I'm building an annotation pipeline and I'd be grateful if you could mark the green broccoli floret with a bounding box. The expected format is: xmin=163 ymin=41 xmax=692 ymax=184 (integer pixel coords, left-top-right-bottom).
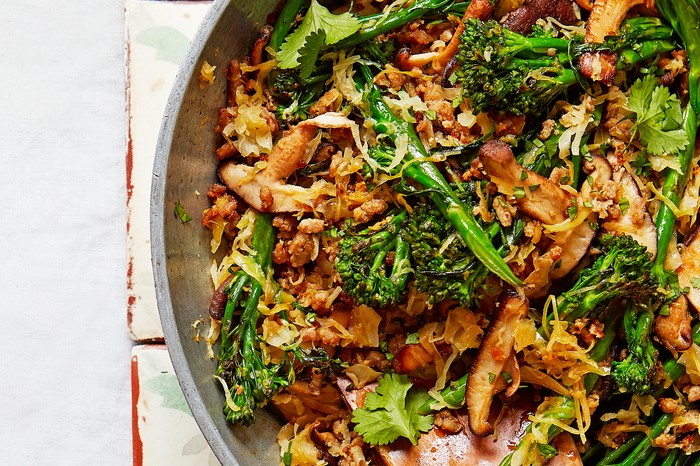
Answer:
xmin=334 ymin=210 xmax=412 ymax=308
xmin=552 ymin=234 xmax=663 ymax=326
xmin=455 ymin=18 xmax=574 ymax=115
xmin=611 ymin=303 xmax=658 ymax=395
xmin=269 ymin=67 xmax=332 ymax=124
xmin=455 ymin=17 xmax=677 ymax=116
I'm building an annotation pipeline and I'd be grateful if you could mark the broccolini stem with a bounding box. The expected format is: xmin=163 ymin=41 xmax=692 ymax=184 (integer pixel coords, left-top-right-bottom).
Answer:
xmin=596 ymin=433 xmax=645 ymax=466
xmin=581 ymin=442 xmax=605 ymax=463
xmin=503 ymin=310 xmax=622 ymax=466
xmin=333 ymin=0 xmax=457 ymax=49
xmin=228 ymin=212 xmax=275 ymax=362
xmin=216 ymin=212 xmax=278 ymax=425
xmin=616 ymin=40 xmax=677 ymax=68
xmin=358 ymin=64 xmax=521 ymax=287
xmin=218 ymin=272 xmax=251 ymax=354
xmin=641 ymin=451 xmax=659 ymax=466
xmin=416 ymin=373 xmax=469 ymax=413
xmin=269 ymin=0 xmax=308 ymax=52
xmin=654 ymin=0 xmax=700 ymax=284
xmin=652 ymin=106 xmax=697 ymax=284
xmin=692 ymin=452 xmax=700 ymax=466
xmin=599 ymin=413 xmax=673 ymax=466
xmin=584 ymin=309 xmax=622 ymax=392
xmin=659 ymin=448 xmax=681 ymax=466
xmin=657 ymin=357 xmax=688 ymax=393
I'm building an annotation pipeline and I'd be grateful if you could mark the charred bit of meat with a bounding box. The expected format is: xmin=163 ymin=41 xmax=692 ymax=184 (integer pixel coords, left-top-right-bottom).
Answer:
xmin=434 ymin=410 xmax=464 ymax=434
xmin=578 ymin=52 xmax=619 ymax=85
xmin=502 ymin=0 xmax=578 ymax=35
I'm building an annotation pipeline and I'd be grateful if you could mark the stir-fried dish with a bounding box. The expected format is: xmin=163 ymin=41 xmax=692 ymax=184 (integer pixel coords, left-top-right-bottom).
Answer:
xmin=196 ymin=0 xmax=700 ymax=464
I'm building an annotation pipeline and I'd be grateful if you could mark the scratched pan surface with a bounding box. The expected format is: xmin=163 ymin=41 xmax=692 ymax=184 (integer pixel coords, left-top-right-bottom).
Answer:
xmin=151 ymin=1 xmax=282 ymax=464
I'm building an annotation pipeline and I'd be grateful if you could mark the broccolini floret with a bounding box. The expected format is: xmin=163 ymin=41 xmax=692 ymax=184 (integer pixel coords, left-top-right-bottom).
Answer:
xmin=334 ymin=210 xmax=412 ymax=308
xmin=611 ymin=302 xmax=658 ymax=395
xmin=269 ymin=67 xmax=332 ymax=123
xmin=455 ymin=17 xmax=677 ymax=116
xmin=405 ymin=197 xmax=524 ymax=307
xmin=552 ymin=234 xmax=663 ymax=325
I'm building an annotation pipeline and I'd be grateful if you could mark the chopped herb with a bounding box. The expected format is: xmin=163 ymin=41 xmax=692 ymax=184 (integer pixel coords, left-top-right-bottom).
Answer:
xmin=424 ymin=109 xmax=437 ymax=120
xmin=631 ymin=149 xmax=651 ymax=177
xmin=501 ymin=372 xmax=513 ymax=384
xmin=379 ymin=340 xmax=394 ymax=361
xmin=283 ymin=449 xmax=293 ymax=466
xmin=560 ymin=175 xmax=570 ymax=185
xmin=568 ymin=204 xmax=578 ymax=220
xmin=405 ymin=332 xmax=420 ymax=344
xmin=619 ymin=197 xmax=630 ymax=215
xmin=174 ymin=201 xmax=192 ymax=223
xmin=513 ymin=186 xmax=526 ymax=199
xmin=529 ymin=184 xmax=540 ymax=192
xmin=691 ymin=277 xmax=700 ymax=289
xmin=488 ymin=372 xmax=496 ymax=384
xmin=583 ymin=201 xmax=593 ymax=208
xmin=520 ymin=170 xmax=528 ymax=180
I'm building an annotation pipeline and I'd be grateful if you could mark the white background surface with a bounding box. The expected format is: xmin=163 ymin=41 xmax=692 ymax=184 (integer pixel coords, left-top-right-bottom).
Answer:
xmin=0 ymin=1 xmax=133 ymax=463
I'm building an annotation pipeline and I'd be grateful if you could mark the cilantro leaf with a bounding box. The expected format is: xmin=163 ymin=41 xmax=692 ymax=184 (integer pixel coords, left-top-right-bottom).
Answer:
xmin=627 ymin=75 xmax=657 ymax=118
xmin=627 ymin=75 xmax=689 ymax=157
xmin=277 ymin=0 xmax=361 ymax=69
xmin=174 ymin=201 xmax=192 ymax=223
xmin=639 ymin=120 xmax=688 ymax=156
xmin=297 ymin=30 xmax=325 ymax=80
xmin=352 ymin=373 xmax=434 ymax=446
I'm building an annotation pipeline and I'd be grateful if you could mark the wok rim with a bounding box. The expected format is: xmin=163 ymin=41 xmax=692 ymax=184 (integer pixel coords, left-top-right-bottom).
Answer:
xmin=150 ymin=1 xmax=239 ymax=464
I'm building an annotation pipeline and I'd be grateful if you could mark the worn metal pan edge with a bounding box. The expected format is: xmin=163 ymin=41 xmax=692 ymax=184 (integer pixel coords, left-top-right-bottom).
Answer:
xmin=151 ymin=1 xmax=282 ymax=464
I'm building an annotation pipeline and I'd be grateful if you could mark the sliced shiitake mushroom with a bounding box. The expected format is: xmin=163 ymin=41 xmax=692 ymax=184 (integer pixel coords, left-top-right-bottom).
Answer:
xmin=466 ymin=287 xmax=528 ymax=436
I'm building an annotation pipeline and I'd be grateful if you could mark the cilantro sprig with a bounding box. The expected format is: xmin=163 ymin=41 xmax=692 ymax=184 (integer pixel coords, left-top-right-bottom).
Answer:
xmin=627 ymin=75 xmax=689 ymax=157
xmin=277 ymin=0 xmax=361 ymax=79
xmin=351 ymin=373 xmax=434 ymax=446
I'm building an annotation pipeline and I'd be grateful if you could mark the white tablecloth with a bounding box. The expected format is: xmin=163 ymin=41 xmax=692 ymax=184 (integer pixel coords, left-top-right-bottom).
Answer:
xmin=0 ymin=1 xmax=133 ymax=463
